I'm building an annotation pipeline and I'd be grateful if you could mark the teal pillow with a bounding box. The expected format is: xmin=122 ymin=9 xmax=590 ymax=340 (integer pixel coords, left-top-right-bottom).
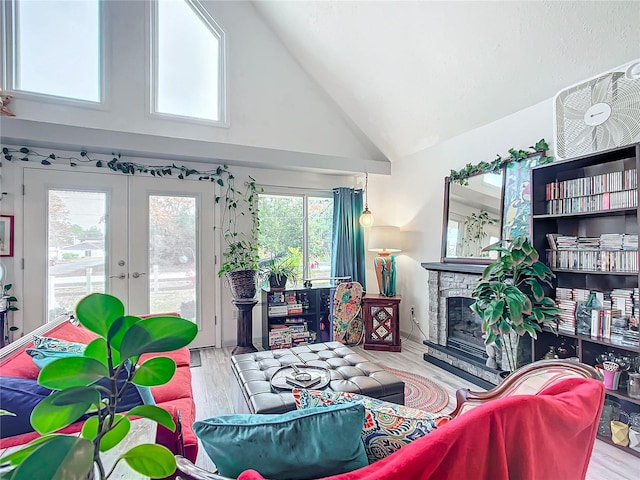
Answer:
xmin=194 ymin=403 xmax=368 ymax=480
xmin=26 ymin=337 xmax=87 ymax=369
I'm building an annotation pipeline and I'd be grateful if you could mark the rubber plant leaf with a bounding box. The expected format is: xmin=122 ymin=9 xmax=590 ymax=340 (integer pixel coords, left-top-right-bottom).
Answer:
xmin=133 ymin=357 xmax=176 ymax=386
xmin=38 ymin=356 xmax=109 ymax=390
xmin=11 ymin=436 xmax=93 ymax=480
xmin=126 ymin=405 xmax=176 ymax=431
xmin=121 ymin=444 xmax=177 ymax=478
xmin=31 ymin=387 xmax=98 ymax=434
xmin=75 ymin=293 xmax=125 ymax=337
xmin=119 ymin=316 xmax=197 ymax=360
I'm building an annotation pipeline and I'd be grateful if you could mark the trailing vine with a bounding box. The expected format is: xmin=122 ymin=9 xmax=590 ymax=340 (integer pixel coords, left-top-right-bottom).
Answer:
xmin=449 ymin=139 xmax=554 ymax=185
xmin=1 ymin=145 xmax=261 ymax=275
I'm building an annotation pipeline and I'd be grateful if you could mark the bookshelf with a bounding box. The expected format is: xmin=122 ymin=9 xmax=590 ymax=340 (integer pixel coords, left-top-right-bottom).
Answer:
xmin=531 ymin=143 xmax=640 ymax=458
xmin=261 ymin=287 xmax=333 ymax=350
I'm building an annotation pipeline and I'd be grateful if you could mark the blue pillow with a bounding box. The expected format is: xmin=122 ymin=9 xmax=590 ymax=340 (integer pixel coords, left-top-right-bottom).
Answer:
xmin=0 ymin=377 xmax=54 ymax=438
xmin=194 ymin=403 xmax=368 ymax=480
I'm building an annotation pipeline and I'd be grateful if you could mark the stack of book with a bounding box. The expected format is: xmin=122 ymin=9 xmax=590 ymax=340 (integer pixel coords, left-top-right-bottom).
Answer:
xmin=269 ymin=325 xmax=292 ymax=349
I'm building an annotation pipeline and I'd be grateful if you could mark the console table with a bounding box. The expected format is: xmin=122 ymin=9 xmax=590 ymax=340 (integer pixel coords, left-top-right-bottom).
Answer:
xmin=363 ymin=294 xmax=401 ymax=352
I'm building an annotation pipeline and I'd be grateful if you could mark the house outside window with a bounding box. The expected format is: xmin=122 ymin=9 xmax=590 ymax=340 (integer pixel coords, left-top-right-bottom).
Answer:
xmin=150 ymin=0 xmax=226 ymax=124
xmin=3 ymin=0 xmax=102 ymax=103
xmin=258 ymin=194 xmax=333 ymax=288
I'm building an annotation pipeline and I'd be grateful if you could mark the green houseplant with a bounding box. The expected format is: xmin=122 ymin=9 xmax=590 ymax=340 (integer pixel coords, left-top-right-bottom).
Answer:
xmin=260 ymin=248 xmax=302 ymax=290
xmin=0 ymin=293 xmax=197 ymax=480
xmin=470 ymin=235 xmax=560 ymax=372
xmin=217 ymin=176 xmax=261 ymax=299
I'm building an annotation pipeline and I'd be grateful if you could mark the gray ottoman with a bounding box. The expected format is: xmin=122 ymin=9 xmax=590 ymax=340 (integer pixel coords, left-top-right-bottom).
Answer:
xmin=231 ymin=341 xmax=405 ymax=414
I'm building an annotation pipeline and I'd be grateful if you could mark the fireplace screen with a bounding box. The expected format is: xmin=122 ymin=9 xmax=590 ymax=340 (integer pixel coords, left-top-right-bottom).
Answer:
xmin=446 ymin=297 xmax=487 ymax=360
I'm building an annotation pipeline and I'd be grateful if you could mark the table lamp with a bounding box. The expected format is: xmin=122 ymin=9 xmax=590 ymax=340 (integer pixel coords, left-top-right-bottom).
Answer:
xmin=368 ymin=225 xmax=401 ymax=296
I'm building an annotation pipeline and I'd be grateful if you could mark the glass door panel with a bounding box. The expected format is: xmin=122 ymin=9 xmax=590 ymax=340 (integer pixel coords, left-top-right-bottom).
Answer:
xmin=148 ymin=195 xmax=197 ymax=322
xmin=47 ymin=190 xmax=107 ymax=321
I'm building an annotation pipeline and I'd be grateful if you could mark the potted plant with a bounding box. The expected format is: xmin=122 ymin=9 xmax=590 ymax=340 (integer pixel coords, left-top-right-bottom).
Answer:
xmin=217 ymin=175 xmax=261 ymax=300
xmin=470 ymin=235 xmax=560 ymax=373
xmin=261 ymin=248 xmax=301 ymax=290
xmin=0 ymin=293 xmax=197 ymax=479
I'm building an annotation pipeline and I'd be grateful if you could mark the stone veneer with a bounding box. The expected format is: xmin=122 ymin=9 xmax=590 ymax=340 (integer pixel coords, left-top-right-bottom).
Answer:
xmin=423 ymin=263 xmax=501 ymax=385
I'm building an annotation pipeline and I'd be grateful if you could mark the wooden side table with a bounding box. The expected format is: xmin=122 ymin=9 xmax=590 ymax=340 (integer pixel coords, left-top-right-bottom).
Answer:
xmin=363 ymin=294 xmax=401 ymax=352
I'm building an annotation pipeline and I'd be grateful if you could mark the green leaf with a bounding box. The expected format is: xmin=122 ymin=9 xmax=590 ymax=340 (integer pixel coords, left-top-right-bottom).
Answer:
xmin=11 ymin=436 xmax=93 ymax=480
xmin=31 ymin=388 xmax=98 ymax=434
xmin=0 ymin=435 xmax=60 ymax=467
xmin=84 ymin=337 xmax=121 ymax=368
xmin=119 ymin=316 xmax=197 ymax=359
xmin=0 ymin=409 xmax=16 ymax=417
xmin=75 ymin=293 xmax=125 ymax=337
xmin=121 ymin=444 xmax=176 ymax=477
xmin=510 ymin=247 xmax=525 ymax=265
xmin=99 ymin=414 xmax=130 ymax=452
xmin=126 ymin=405 xmax=176 ymax=431
xmin=81 ymin=416 xmax=99 ymax=441
xmin=38 ymin=356 xmax=109 ymax=390
xmin=133 ymin=357 xmax=176 ymax=386
xmin=108 ymin=315 xmax=141 ymax=352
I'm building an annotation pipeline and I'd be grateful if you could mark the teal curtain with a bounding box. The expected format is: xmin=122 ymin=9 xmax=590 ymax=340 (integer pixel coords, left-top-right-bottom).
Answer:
xmin=331 ymin=188 xmax=366 ymax=288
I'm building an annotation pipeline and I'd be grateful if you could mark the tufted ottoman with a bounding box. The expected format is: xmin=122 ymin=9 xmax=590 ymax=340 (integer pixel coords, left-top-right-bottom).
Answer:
xmin=230 ymin=341 xmax=405 ymax=414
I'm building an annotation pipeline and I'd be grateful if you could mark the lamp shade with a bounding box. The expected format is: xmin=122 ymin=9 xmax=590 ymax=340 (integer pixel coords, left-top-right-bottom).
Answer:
xmin=368 ymin=226 xmax=401 ymax=253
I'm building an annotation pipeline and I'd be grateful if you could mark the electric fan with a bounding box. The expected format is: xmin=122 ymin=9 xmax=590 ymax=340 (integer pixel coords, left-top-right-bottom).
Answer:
xmin=554 ymin=59 xmax=640 ymax=160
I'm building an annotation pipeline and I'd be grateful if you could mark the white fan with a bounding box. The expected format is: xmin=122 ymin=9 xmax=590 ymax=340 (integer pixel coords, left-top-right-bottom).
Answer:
xmin=554 ymin=59 xmax=640 ymax=160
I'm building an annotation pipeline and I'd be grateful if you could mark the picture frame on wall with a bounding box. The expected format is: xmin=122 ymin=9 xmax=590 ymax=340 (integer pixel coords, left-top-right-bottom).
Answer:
xmin=0 ymin=215 xmax=14 ymax=257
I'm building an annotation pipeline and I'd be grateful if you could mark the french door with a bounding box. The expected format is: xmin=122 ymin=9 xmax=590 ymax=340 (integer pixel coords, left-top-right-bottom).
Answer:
xmin=23 ymin=168 xmax=216 ymax=347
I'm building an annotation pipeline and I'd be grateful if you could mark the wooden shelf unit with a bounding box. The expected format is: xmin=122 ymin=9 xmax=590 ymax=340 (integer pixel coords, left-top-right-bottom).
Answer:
xmin=531 ymin=143 xmax=640 ymax=458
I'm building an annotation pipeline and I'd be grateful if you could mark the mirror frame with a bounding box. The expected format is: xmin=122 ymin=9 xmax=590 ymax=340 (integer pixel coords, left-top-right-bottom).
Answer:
xmin=440 ymin=169 xmax=505 ymax=265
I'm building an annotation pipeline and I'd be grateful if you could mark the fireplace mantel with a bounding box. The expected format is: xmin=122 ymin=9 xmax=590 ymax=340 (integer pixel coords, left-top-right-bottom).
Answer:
xmin=421 ymin=262 xmax=485 ymax=274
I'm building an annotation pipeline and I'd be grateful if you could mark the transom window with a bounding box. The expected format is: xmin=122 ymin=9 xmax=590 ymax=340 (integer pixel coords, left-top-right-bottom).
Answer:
xmin=258 ymin=194 xmax=333 ymax=288
xmin=151 ymin=0 xmax=225 ymax=123
xmin=4 ymin=0 xmax=102 ymax=102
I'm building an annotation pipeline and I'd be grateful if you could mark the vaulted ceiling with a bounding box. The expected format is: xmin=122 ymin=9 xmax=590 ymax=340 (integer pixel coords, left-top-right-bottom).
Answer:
xmin=253 ymin=1 xmax=640 ymax=162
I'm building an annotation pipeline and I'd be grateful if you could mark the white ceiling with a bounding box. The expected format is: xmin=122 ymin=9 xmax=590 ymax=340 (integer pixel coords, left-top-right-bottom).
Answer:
xmin=252 ymin=1 xmax=640 ymax=162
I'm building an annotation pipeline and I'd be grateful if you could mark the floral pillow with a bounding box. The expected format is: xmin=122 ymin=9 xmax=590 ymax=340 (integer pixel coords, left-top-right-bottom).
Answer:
xmin=293 ymin=388 xmax=443 ymax=463
xmin=26 ymin=336 xmax=87 ymax=369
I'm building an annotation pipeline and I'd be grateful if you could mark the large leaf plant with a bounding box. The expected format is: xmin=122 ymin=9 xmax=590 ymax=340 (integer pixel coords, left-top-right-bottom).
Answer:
xmin=470 ymin=235 xmax=560 ymax=372
xmin=0 ymin=293 xmax=197 ymax=480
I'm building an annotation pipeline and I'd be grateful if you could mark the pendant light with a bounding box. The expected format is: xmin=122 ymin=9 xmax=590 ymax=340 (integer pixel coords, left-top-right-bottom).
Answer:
xmin=359 ymin=172 xmax=374 ymax=228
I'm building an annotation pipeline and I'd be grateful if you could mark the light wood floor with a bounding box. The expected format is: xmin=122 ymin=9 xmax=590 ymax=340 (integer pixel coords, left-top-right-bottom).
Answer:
xmin=189 ymin=338 xmax=640 ymax=478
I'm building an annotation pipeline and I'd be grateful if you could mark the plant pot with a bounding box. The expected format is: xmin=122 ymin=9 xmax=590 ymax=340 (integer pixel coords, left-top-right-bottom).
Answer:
xmin=269 ymin=274 xmax=287 ymax=291
xmin=226 ymin=270 xmax=258 ymax=300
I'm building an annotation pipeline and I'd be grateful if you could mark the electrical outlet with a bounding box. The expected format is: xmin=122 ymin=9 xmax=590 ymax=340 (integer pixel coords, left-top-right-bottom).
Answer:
xmin=410 ymin=305 xmax=418 ymax=323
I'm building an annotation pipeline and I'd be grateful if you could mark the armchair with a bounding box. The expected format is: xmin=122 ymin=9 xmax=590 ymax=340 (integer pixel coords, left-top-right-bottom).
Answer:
xmin=176 ymin=372 xmax=604 ymax=480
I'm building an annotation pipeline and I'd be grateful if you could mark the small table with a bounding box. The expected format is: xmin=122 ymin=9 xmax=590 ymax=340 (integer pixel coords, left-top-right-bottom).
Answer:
xmin=363 ymin=294 xmax=402 ymax=352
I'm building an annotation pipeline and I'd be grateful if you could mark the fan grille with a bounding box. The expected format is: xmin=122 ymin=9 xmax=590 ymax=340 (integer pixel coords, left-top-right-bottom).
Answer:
xmin=555 ymin=67 xmax=640 ymax=160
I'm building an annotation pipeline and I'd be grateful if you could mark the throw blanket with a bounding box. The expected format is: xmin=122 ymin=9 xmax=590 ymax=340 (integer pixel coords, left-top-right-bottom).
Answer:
xmin=239 ymin=378 xmax=604 ymax=480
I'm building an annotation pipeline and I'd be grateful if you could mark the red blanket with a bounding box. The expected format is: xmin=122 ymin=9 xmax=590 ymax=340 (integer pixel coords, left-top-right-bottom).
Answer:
xmin=239 ymin=378 xmax=604 ymax=480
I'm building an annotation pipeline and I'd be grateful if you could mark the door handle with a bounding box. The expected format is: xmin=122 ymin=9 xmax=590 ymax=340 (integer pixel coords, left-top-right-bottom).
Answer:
xmin=109 ymin=273 xmax=126 ymax=280
xmin=132 ymin=272 xmax=147 ymax=279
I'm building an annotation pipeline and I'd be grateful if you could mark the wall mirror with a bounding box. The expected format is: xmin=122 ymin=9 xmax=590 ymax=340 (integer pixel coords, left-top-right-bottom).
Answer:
xmin=441 ymin=170 xmax=504 ymax=264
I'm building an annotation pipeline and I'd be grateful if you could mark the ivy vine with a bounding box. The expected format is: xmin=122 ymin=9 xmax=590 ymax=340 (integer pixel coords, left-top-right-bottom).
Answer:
xmin=1 ymin=145 xmax=261 ymax=275
xmin=449 ymin=139 xmax=554 ymax=185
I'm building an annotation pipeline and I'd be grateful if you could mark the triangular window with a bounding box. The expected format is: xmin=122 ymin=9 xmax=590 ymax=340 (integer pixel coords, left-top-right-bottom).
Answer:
xmin=151 ymin=0 xmax=225 ymax=123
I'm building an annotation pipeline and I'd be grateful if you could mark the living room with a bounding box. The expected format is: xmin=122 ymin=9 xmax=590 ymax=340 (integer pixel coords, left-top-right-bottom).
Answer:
xmin=1 ymin=1 xmax=639 ymax=479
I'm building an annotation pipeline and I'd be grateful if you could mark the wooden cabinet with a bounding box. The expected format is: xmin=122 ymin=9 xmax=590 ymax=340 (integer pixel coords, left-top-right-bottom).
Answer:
xmin=363 ymin=294 xmax=401 ymax=352
xmin=261 ymin=287 xmax=333 ymax=350
xmin=531 ymin=143 xmax=640 ymax=458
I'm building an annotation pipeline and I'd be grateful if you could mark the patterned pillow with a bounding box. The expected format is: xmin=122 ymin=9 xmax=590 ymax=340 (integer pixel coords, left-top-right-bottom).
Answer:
xmin=293 ymin=388 xmax=440 ymax=463
xmin=32 ymin=336 xmax=86 ymax=353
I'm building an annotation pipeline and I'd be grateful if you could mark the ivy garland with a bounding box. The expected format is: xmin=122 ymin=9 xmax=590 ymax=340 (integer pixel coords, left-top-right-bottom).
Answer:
xmin=449 ymin=139 xmax=554 ymax=185
xmin=1 ymin=146 xmax=233 ymax=202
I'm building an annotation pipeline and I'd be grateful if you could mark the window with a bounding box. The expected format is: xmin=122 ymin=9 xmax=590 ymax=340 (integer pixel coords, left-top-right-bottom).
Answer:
xmin=151 ymin=0 xmax=225 ymax=123
xmin=258 ymin=194 xmax=333 ymax=287
xmin=5 ymin=0 xmax=101 ymax=102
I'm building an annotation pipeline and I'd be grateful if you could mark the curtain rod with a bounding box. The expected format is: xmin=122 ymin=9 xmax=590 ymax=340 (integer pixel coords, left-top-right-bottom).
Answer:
xmin=257 ymin=183 xmax=335 ymax=193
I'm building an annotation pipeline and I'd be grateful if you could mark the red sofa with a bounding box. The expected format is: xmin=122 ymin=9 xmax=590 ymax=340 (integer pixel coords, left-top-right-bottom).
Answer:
xmin=0 ymin=314 xmax=198 ymax=464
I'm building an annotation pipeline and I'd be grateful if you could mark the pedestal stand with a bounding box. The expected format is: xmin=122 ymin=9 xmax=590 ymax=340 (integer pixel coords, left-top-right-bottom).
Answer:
xmin=232 ymin=299 xmax=258 ymax=355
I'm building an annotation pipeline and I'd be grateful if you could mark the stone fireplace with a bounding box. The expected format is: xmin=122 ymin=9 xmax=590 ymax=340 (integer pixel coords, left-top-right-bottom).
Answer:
xmin=421 ymin=262 xmax=501 ymax=386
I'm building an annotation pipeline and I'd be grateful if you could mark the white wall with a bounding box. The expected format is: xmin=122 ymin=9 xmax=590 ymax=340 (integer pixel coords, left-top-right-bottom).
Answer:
xmin=366 ymin=98 xmax=553 ymax=342
xmin=0 ymin=1 xmax=387 ymax=173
